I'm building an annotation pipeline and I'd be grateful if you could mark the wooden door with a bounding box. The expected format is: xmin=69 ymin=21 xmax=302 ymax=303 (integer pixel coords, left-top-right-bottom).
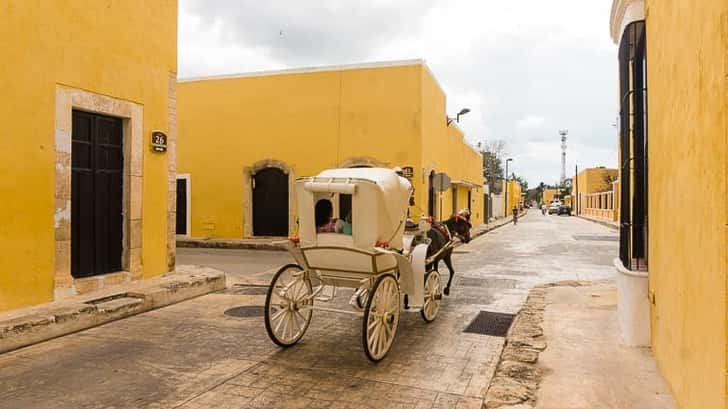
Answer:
xmin=428 ymin=171 xmax=436 ymax=217
xmin=71 ymin=111 xmax=123 ymax=278
xmin=252 ymin=168 xmax=288 ymax=236
xmin=176 ymin=178 xmax=188 ymax=235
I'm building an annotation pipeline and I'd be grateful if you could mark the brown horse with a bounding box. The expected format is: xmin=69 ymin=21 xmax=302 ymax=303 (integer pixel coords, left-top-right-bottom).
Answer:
xmin=427 ymin=213 xmax=472 ymax=295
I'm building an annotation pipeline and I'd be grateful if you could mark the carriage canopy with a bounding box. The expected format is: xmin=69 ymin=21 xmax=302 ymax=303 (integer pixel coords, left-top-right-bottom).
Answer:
xmin=295 ymin=168 xmax=412 ymax=250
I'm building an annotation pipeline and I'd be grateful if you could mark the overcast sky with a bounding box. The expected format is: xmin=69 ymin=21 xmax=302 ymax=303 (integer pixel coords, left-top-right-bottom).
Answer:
xmin=178 ymin=0 xmax=618 ymax=186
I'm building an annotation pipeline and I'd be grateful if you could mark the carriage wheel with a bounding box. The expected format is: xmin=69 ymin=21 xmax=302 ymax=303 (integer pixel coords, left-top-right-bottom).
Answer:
xmin=421 ymin=270 xmax=443 ymax=323
xmin=264 ymin=264 xmax=313 ymax=347
xmin=362 ymin=274 xmax=400 ymax=362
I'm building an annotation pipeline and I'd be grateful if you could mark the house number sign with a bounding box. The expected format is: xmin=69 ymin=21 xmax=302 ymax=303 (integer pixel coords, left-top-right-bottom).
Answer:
xmin=151 ymin=131 xmax=167 ymax=153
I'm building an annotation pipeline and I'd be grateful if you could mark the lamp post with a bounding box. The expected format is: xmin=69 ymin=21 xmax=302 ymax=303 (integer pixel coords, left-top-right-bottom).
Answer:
xmin=504 ymin=158 xmax=513 ymax=216
xmin=447 ymin=108 xmax=471 ymax=126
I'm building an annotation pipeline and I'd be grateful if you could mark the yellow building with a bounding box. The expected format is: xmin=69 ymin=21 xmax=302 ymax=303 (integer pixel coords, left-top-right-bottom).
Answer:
xmin=0 ymin=1 xmax=178 ymax=312
xmin=503 ymin=179 xmax=523 ymax=214
xmin=542 ymin=188 xmax=560 ymax=205
xmin=177 ymin=60 xmax=484 ymax=239
xmin=573 ymin=167 xmax=618 ymax=221
xmin=610 ymin=1 xmax=727 ymax=408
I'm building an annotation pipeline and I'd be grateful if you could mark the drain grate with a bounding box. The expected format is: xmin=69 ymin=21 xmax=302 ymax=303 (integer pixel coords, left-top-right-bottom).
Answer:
xmin=572 ymin=235 xmax=618 ymax=242
xmin=463 ymin=311 xmax=516 ymax=337
xmin=224 ymin=285 xmax=269 ymax=295
xmin=224 ymin=306 xmax=265 ymax=318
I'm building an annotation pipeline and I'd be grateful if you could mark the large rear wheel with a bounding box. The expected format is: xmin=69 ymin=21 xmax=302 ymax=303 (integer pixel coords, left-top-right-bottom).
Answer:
xmin=421 ymin=270 xmax=442 ymax=323
xmin=264 ymin=264 xmax=313 ymax=347
xmin=362 ymin=274 xmax=400 ymax=362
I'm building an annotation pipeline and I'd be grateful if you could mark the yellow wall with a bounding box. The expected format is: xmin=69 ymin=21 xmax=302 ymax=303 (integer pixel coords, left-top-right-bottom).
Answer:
xmin=644 ymin=1 xmax=727 ymax=408
xmin=503 ymin=180 xmax=522 ymax=213
xmin=420 ymin=68 xmax=484 ymax=224
xmin=574 ymin=167 xmax=618 ymax=218
xmin=0 ymin=1 xmax=177 ymax=311
xmin=178 ymin=62 xmax=483 ymax=239
xmin=542 ymin=189 xmax=560 ymax=204
xmin=575 ymin=167 xmax=617 ymax=196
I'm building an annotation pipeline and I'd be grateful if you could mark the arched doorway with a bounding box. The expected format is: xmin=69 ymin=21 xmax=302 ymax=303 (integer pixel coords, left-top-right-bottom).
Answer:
xmin=428 ymin=170 xmax=436 ymax=217
xmin=252 ymin=167 xmax=288 ymax=236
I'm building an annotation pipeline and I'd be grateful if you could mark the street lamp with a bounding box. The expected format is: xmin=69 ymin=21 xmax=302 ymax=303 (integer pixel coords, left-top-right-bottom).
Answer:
xmin=504 ymin=158 xmax=513 ymax=216
xmin=447 ymin=108 xmax=471 ymax=126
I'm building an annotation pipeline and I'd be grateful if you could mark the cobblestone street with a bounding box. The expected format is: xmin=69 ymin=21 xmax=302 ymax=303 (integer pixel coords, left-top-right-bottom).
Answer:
xmin=0 ymin=214 xmax=617 ymax=409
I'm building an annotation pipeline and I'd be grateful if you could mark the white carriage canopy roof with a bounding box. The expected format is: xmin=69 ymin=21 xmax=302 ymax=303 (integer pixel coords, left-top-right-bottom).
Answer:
xmin=313 ymin=168 xmax=411 ymax=219
xmin=300 ymin=167 xmax=412 ymax=245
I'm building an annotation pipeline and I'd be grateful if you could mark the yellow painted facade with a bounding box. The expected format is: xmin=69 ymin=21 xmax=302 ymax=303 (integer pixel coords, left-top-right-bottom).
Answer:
xmin=542 ymin=189 xmax=560 ymax=204
xmin=574 ymin=167 xmax=618 ymax=221
xmin=178 ymin=61 xmax=483 ymax=240
xmin=611 ymin=1 xmax=727 ymax=408
xmin=0 ymin=1 xmax=178 ymax=312
xmin=644 ymin=2 xmax=727 ymax=407
xmin=503 ymin=180 xmax=523 ymax=214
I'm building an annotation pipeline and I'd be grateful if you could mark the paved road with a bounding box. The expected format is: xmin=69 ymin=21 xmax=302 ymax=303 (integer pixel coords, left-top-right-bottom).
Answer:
xmin=0 ymin=214 xmax=617 ymax=409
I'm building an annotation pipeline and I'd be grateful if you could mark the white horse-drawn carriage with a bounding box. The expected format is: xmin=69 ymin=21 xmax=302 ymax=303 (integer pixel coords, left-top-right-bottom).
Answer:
xmin=264 ymin=167 xmax=444 ymax=361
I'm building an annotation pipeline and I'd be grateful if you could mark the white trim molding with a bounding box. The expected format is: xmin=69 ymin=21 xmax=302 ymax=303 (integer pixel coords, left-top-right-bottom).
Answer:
xmin=175 ymin=174 xmax=191 ymax=238
xmin=179 ymin=59 xmax=425 ymax=83
xmin=610 ymin=0 xmax=645 ymax=44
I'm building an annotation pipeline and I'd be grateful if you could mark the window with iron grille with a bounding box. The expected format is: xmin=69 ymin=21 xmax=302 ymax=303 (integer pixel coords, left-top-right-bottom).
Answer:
xmin=618 ymin=21 xmax=648 ymax=271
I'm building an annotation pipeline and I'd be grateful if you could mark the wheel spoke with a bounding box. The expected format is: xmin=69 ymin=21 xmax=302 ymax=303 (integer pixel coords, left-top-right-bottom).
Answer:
xmin=274 ymin=309 xmax=287 ymax=335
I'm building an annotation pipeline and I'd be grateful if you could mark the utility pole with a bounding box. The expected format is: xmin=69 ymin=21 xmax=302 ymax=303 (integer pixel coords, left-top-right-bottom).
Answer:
xmin=575 ymin=164 xmax=579 ymax=215
xmin=559 ymin=129 xmax=568 ymax=186
xmin=504 ymin=158 xmax=513 ymax=217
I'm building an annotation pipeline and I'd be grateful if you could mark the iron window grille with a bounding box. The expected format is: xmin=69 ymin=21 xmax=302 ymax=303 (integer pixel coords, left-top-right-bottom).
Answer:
xmin=618 ymin=21 xmax=649 ymax=271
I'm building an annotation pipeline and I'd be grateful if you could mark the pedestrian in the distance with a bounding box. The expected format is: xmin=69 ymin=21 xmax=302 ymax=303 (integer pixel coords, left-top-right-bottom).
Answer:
xmin=512 ymin=205 xmax=518 ymax=225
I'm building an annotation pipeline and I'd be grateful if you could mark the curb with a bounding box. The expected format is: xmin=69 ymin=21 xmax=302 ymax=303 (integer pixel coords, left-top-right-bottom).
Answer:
xmin=576 ymin=215 xmax=619 ymax=231
xmin=484 ymin=280 xmax=589 ymax=409
xmin=177 ymin=239 xmax=286 ymax=251
xmin=0 ymin=266 xmax=226 ymax=354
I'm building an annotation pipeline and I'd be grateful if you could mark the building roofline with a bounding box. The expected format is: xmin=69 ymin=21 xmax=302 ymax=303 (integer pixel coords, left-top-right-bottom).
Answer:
xmin=178 ymin=58 xmax=426 ymax=83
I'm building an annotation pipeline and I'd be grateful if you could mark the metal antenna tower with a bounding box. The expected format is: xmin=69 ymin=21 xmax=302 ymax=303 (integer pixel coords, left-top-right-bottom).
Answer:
xmin=559 ymin=129 xmax=568 ymax=185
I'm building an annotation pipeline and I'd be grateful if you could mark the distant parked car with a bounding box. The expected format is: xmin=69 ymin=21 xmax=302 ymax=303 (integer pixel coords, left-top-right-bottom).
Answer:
xmin=548 ymin=202 xmax=561 ymax=215
xmin=558 ymin=205 xmax=572 ymax=216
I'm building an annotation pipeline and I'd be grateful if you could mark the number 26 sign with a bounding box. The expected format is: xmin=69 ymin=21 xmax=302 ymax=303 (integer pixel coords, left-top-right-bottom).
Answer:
xmin=151 ymin=131 xmax=167 ymax=153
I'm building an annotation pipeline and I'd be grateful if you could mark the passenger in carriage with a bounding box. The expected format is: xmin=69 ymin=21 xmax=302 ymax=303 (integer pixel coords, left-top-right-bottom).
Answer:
xmin=315 ymin=199 xmax=337 ymax=233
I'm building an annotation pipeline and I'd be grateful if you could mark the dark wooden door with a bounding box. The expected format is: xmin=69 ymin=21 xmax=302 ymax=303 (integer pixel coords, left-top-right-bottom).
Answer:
xmin=252 ymin=168 xmax=288 ymax=236
xmin=176 ymin=179 xmax=187 ymax=235
xmin=71 ymin=111 xmax=123 ymax=278
xmin=428 ymin=171 xmax=436 ymax=217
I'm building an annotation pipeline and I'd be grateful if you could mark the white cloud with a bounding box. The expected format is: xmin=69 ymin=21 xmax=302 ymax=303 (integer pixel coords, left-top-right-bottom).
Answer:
xmin=178 ymin=0 xmax=619 ymax=185
xmin=516 ymin=115 xmax=546 ymax=131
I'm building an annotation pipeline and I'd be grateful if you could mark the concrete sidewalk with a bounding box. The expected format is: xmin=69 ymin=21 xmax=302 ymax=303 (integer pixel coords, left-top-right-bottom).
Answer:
xmin=0 ymin=265 xmax=225 ymax=354
xmin=485 ymin=282 xmax=675 ymax=409
xmin=535 ymin=283 xmax=675 ymax=408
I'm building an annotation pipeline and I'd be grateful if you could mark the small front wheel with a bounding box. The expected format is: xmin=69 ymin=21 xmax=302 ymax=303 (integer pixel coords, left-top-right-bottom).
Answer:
xmin=421 ymin=270 xmax=443 ymax=323
xmin=264 ymin=264 xmax=313 ymax=347
xmin=362 ymin=274 xmax=400 ymax=362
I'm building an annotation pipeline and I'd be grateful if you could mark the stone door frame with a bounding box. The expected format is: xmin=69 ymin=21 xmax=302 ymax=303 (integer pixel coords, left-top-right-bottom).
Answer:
xmin=242 ymin=159 xmax=295 ymax=238
xmin=54 ymin=86 xmax=144 ymax=299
